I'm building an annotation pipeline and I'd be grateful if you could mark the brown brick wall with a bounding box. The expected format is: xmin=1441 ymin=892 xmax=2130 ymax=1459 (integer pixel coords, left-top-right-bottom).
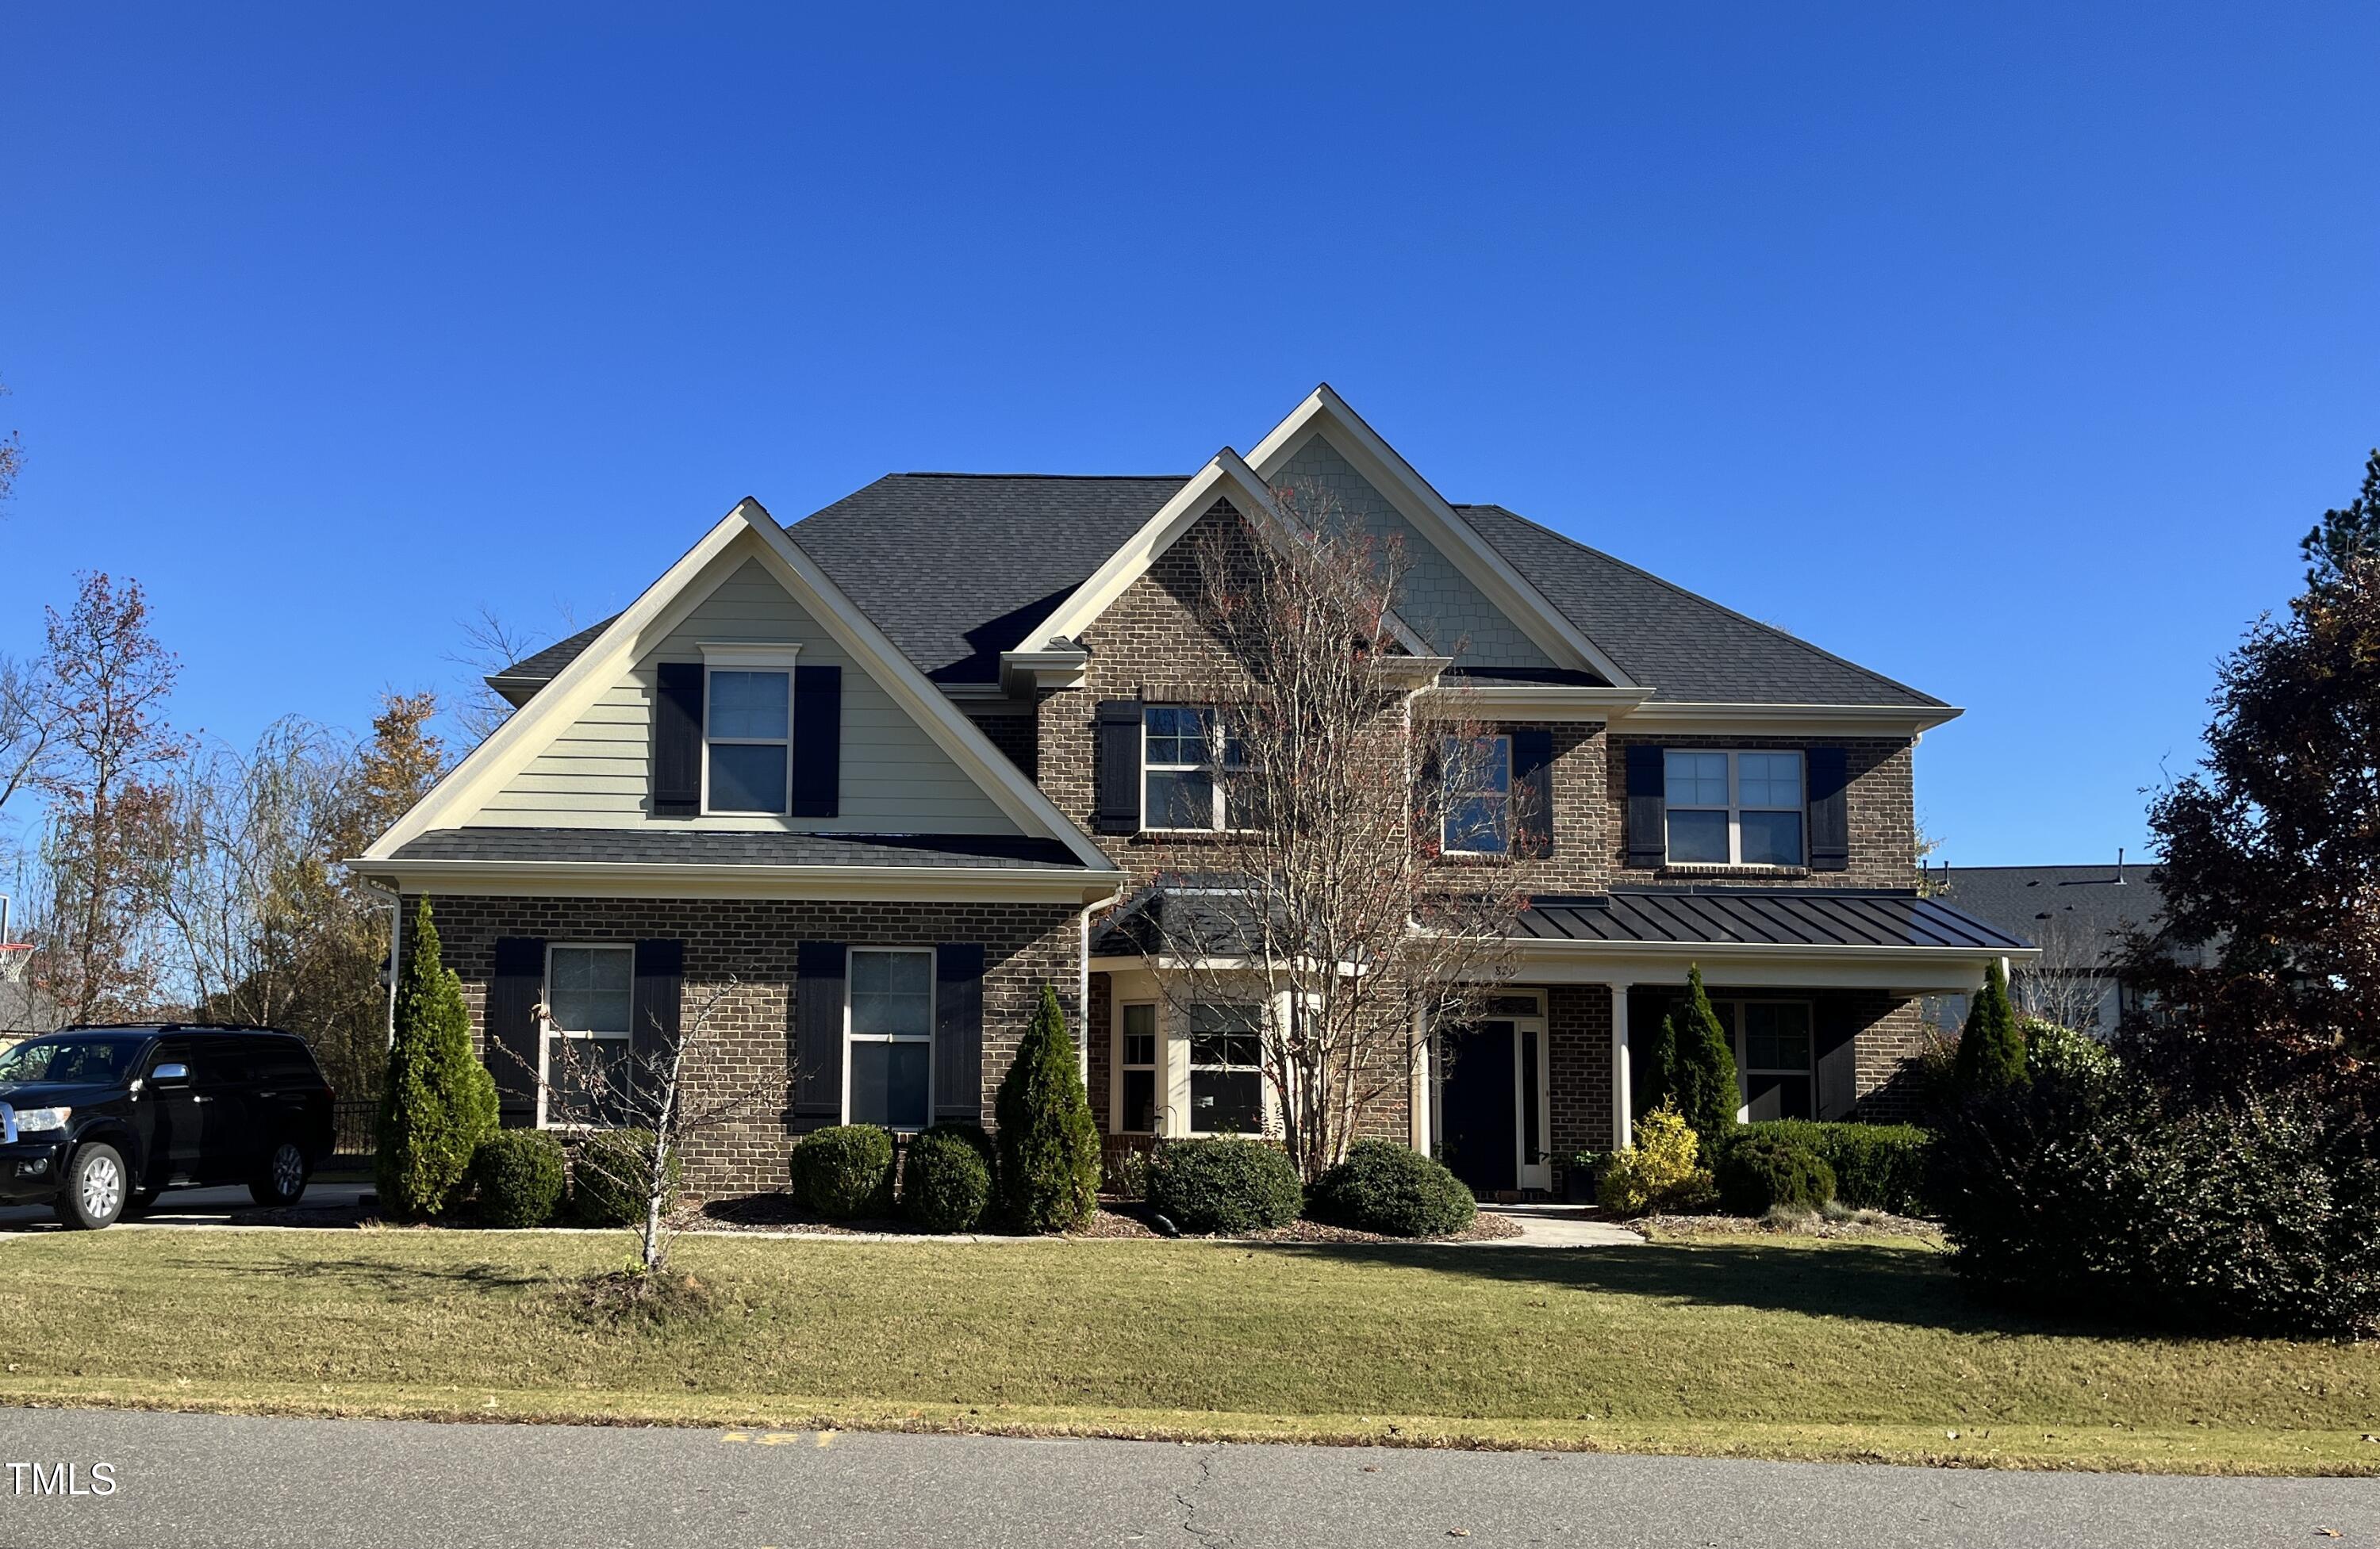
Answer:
xmin=1545 ymin=983 xmax=1614 ymax=1194
xmin=413 ymin=894 xmax=1080 ymax=1197
xmin=1847 ymin=993 xmax=1931 ymax=1122
xmin=965 ymin=707 xmax=1038 ymax=780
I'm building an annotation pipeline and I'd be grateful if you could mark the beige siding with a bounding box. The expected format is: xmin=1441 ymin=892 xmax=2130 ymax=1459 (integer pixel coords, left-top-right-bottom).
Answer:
xmin=468 ymin=557 xmax=1019 ymax=834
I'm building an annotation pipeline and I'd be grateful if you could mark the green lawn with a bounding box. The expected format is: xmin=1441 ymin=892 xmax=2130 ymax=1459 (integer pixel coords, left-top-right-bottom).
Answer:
xmin=3 ymin=1228 xmax=2376 ymax=1474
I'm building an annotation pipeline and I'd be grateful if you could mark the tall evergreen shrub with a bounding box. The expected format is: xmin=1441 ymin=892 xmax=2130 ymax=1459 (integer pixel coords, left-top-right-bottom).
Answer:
xmin=1955 ymin=959 xmax=2029 ymax=1094
xmin=1656 ymin=966 xmax=1740 ymax=1153
xmin=374 ymin=899 xmax=498 ymax=1219
xmin=993 ymin=984 xmax=1102 ymax=1233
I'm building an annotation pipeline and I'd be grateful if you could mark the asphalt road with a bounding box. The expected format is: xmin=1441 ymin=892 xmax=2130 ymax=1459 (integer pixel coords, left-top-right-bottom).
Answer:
xmin=0 ymin=1409 xmax=2370 ymax=1549
xmin=0 ymin=1182 xmax=374 ymax=1231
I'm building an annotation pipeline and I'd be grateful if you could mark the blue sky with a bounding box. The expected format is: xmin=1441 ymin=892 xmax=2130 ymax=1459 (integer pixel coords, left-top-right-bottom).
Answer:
xmin=2 ymin=5 xmax=2374 ymax=865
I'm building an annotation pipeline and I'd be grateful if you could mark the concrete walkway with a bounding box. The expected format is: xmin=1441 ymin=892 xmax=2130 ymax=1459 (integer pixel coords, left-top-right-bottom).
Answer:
xmin=1480 ymin=1202 xmax=1645 ymax=1247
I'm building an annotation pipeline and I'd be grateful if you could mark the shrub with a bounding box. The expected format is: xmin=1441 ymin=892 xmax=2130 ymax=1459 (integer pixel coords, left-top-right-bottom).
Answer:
xmin=374 ymin=900 xmax=499 ymax=1220
xmin=902 ymin=1125 xmax=994 ymax=1233
xmin=994 ymin=985 xmax=1102 ymax=1233
xmin=1731 ymin=1120 xmax=1933 ymax=1216
xmin=469 ymin=1130 xmax=566 ymax=1227
xmin=1146 ymin=1137 xmax=1303 ymax=1235
xmin=1101 ymin=1144 xmax=1152 ymax=1202
xmin=788 ymin=1125 xmax=896 ymax=1220
xmin=2024 ymin=1018 xmax=2119 ymax=1084
xmin=1307 ymin=1140 xmax=1476 ymax=1237
xmin=1715 ymin=1134 xmax=1836 ymax=1217
xmin=1595 ymin=1102 xmax=1716 ymax=1217
xmin=1644 ymin=967 xmax=1740 ymax=1153
xmin=1932 ymin=1064 xmax=2380 ymax=1338
xmin=571 ymin=1127 xmax=679 ymax=1227
xmin=1955 ymin=958 xmax=2028 ymax=1094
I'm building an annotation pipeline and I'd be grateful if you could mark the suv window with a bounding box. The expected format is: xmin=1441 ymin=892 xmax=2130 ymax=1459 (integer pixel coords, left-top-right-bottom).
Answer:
xmin=250 ymin=1039 xmax=321 ymax=1086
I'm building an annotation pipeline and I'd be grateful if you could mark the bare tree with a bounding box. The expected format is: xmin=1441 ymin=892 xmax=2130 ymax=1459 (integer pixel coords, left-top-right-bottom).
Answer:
xmin=0 ymin=654 xmax=54 ymax=822
xmin=523 ymin=981 xmax=779 ymax=1279
xmin=0 ymin=373 xmax=21 ymax=513
xmin=446 ymin=607 xmax=541 ymax=748
xmin=2010 ymin=912 xmax=2117 ymax=1035
xmin=1142 ymin=487 xmax=1525 ymax=1180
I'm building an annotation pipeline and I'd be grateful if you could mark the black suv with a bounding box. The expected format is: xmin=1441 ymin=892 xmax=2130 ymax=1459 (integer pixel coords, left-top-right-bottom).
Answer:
xmin=0 ymin=1024 xmax=336 ymax=1229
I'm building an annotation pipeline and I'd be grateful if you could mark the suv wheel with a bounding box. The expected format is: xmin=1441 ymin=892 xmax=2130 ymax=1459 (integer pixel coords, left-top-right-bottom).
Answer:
xmin=251 ymin=1140 xmax=309 ymax=1207
xmin=60 ymin=1143 xmax=128 ymax=1230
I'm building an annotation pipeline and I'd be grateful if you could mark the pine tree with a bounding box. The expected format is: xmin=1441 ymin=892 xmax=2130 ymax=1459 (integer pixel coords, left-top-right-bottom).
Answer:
xmin=1955 ymin=958 xmax=2028 ymax=1093
xmin=374 ymin=899 xmax=498 ymax=1218
xmin=993 ymin=983 xmax=1101 ymax=1233
xmin=1660 ymin=966 xmax=1741 ymax=1152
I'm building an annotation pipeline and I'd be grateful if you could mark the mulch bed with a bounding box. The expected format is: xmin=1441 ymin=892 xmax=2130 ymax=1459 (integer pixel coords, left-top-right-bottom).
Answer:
xmin=1631 ymin=1209 xmax=1941 ymax=1243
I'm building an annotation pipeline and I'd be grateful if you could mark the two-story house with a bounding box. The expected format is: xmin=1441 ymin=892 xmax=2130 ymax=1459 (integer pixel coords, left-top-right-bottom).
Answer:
xmin=354 ymin=386 xmax=2029 ymax=1199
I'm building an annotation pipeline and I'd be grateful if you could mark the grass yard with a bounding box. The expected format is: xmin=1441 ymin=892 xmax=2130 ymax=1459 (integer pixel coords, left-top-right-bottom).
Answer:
xmin=3 ymin=1228 xmax=2377 ymax=1474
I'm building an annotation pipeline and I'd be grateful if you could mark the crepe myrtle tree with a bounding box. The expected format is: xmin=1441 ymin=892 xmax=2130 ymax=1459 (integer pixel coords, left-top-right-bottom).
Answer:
xmin=511 ymin=977 xmax=779 ymax=1278
xmin=1142 ymin=483 xmax=1525 ymax=1181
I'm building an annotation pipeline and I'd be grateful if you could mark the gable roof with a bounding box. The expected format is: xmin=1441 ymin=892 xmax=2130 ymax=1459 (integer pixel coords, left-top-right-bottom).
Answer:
xmin=368 ymin=499 xmax=1122 ymax=876
xmin=1457 ymin=504 xmax=1947 ymax=709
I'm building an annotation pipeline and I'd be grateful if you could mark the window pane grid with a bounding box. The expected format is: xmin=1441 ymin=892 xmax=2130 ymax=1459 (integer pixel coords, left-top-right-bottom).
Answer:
xmin=706 ymin=667 xmax=791 ymax=814
xmin=1144 ymin=706 xmax=1239 ymax=830
xmin=847 ymin=949 xmax=931 ymax=1131
xmin=1441 ymin=734 xmax=1514 ymax=853
xmin=1188 ymin=1003 xmax=1263 ymax=1134
xmin=1663 ymin=750 xmax=1804 ymax=865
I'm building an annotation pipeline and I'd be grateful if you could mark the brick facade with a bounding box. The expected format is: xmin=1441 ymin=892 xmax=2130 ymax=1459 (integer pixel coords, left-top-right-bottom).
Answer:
xmin=414 ymin=893 xmax=1080 ymax=1196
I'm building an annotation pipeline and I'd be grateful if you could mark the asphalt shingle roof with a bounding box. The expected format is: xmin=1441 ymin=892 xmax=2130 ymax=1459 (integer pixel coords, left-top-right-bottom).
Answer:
xmin=493 ymin=475 xmax=1944 ymax=709
xmin=391 ymin=828 xmax=1092 ymax=870
xmin=1925 ymin=864 xmax=2180 ymax=964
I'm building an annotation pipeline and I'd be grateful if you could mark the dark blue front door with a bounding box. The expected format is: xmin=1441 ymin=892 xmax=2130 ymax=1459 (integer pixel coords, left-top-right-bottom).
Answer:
xmin=1441 ymin=1021 xmax=1517 ymax=1194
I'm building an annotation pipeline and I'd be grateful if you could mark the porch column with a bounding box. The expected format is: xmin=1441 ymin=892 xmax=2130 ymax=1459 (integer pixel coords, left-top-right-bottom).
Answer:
xmin=1610 ymin=981 xmax=1633 ymax=1152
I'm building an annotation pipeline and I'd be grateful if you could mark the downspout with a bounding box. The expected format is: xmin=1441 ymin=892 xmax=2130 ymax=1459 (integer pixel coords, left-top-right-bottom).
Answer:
xmin=359 ymin=879 xmax=401 ymax=1050
xmin=1078 ymin=902 xmax=1093 ymax=1089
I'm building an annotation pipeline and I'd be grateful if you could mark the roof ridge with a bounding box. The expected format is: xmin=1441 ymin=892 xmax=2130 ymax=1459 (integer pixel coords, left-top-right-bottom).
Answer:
xmin=1459 ymin=504 xmax=1948 ymax=709
xmin=892 ymin=471 xmax=1192 ymax=481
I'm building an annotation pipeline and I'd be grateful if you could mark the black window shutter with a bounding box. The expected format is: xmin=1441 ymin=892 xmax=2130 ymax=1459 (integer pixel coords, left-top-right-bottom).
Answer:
xmin=793 ymin=941 xmax=846 ymax=1133
xmin=652 ymin=661 xmax=704 ymax=815
xmin=1814 ymin=998 xmax=1858 ymax=1119
xmin=1807 ymin=746 xmax=1850 ymax=872
xmin=933 ymin=943 xmax=986 ymax=1123
xmin=1623 ymin=744 xmax=1667 ymax=869
xmin=630 ymin=940 xmax=684 ymax=1100
xmin=487 ymin=937 xmax=546 ymax=1128
xmin=1094 ymin=699 xmax=1144 ymax=834
xmin=791 ymin=664 xmax=842 ymax=818
xmin=1511 ymin=727 xmax=1555 ymax=858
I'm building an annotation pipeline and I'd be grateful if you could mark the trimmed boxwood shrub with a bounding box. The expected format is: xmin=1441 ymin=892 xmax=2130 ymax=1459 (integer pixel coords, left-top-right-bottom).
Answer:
xmin=1307 ymin=1140 xmax=1476 ymax=1237
xmin=469 ymin=1130 xmax=566 ymax=1227
xmin=1146 ymin=1137 xmax=1303 ymax=1235
xmin=570 ymin=1127 xmax=678 ymax=1227
xmin=1715 ymin=1134 xmax=1836 ymax=1217
xmin=789 ymin=1125 xmax=896 ymax=1219
xmin=903 ymin=1124 xmax=994 ymax=1233
xmin=1730 ymin=1120 xmax=1932 ymax=1216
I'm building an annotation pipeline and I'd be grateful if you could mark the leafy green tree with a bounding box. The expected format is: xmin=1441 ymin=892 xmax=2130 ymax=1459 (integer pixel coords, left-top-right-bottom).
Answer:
xmin=993 ymin=984 xmax=1100 ymax=1233
xmin=1648 ymin=966 xmax=1739 ymax=1152
xmin=374 ymin=899 xmax=497 ymax=1217
xmin=1955 ymin=958 xmax=2028 ymax=1093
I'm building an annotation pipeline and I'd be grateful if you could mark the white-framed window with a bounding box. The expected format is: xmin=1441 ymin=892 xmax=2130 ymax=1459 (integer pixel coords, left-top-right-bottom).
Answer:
xmin=701 ymin=644 xmax=799 ymax=815
xmin=1187 ymin=1003 xmax=1264 ymax=1134
xmin=1118 ymin=1002 xmax=1158 ymax=1134
xmin=846 ymin=947 xmax=933 ymax=1131
xmin=542 ymin=944 xmax=635 ymax=1128
xmin=1664 ymin=750 xmax=1804 ymax=865
xmin=1714 ymin=999 xmax=1816 ymax=1121
xmin=1143 ymin=706 xmax=1243 ymax=831
xmin=1441 ymin=734 xmax=1513 ymax=854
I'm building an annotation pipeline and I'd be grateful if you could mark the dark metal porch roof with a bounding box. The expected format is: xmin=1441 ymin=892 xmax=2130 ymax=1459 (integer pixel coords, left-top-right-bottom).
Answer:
xmin=1514 ymin=888 xmax=2031 ymax=953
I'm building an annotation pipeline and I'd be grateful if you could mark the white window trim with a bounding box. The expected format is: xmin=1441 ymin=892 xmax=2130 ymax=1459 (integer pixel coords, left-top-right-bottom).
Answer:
xmin=842 ymin=945 xmax=935 ymax=1132
xmin=1183 ymin=999 xmax=1269 ymax=1137
xmin=697 ymin=642 xmax=800 ymax=818
xmin=1142 ymin=705 xmax=1243 ymax=834
xmin=1664 ymin=749 xmax=1806 ymax=867
xmin=1440 ymin=733 xmax=1514 ymax=857
xmin=537 ymin=941 xmax=636 ymax=1131
xmin=1714 ymin=996 xmax=1818 ymax=1122
xmin=1115 ymin=1000 xmax=1159 ymax=1135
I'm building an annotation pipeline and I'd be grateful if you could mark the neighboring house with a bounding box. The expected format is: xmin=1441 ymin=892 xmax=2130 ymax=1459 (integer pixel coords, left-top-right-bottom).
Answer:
xmin=1926 ymin=861 xmax=2186 ymax=1037
xmin=353 ymin=386 xmax=2029 ymax=1200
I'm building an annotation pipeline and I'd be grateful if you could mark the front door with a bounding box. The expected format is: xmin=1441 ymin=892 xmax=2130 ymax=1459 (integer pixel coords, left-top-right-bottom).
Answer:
xmin=1439 ymin=1017 xmax=1555 ymax=1198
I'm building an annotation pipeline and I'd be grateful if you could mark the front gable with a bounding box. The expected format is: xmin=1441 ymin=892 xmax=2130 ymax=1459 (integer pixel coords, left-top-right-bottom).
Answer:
xmin=365 ymin=501 xmax=1117 ymax=876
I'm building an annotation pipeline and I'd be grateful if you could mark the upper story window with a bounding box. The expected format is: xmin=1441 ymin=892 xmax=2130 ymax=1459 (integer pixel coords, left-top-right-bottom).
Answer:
xmin=1664 ymin=750 xmax=1803 ymax=866
xmin=1441 ymin=734 xmax=1513 ymax=854
xmin=706 ymin=665 xmax=792 ymax=814
xmin=1144 ymin=706 xmax=1243 ymax=831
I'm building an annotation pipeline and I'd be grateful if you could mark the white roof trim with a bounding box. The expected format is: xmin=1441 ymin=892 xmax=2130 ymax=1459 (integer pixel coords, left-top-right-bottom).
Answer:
xmin=1015 ymin=448 xmax=1433 ymax=660
xmin=358 ymin=858 xmax=1125 ymax=904
xmin=1246 ymin=385 xmax=1638 ymax=689
xmin=367 ymin=500 xmax=1121 ymax=872
xmin=1615 ymin=700 xmax=1964 ymax=738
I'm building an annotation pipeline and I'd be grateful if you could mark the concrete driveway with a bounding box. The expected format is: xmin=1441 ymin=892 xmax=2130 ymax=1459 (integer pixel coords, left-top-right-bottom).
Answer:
xmin=0 ymin=1408 xmax=2370 ymax=1548
xmin=0 ymin=1180 xmax=373 ymax=1231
